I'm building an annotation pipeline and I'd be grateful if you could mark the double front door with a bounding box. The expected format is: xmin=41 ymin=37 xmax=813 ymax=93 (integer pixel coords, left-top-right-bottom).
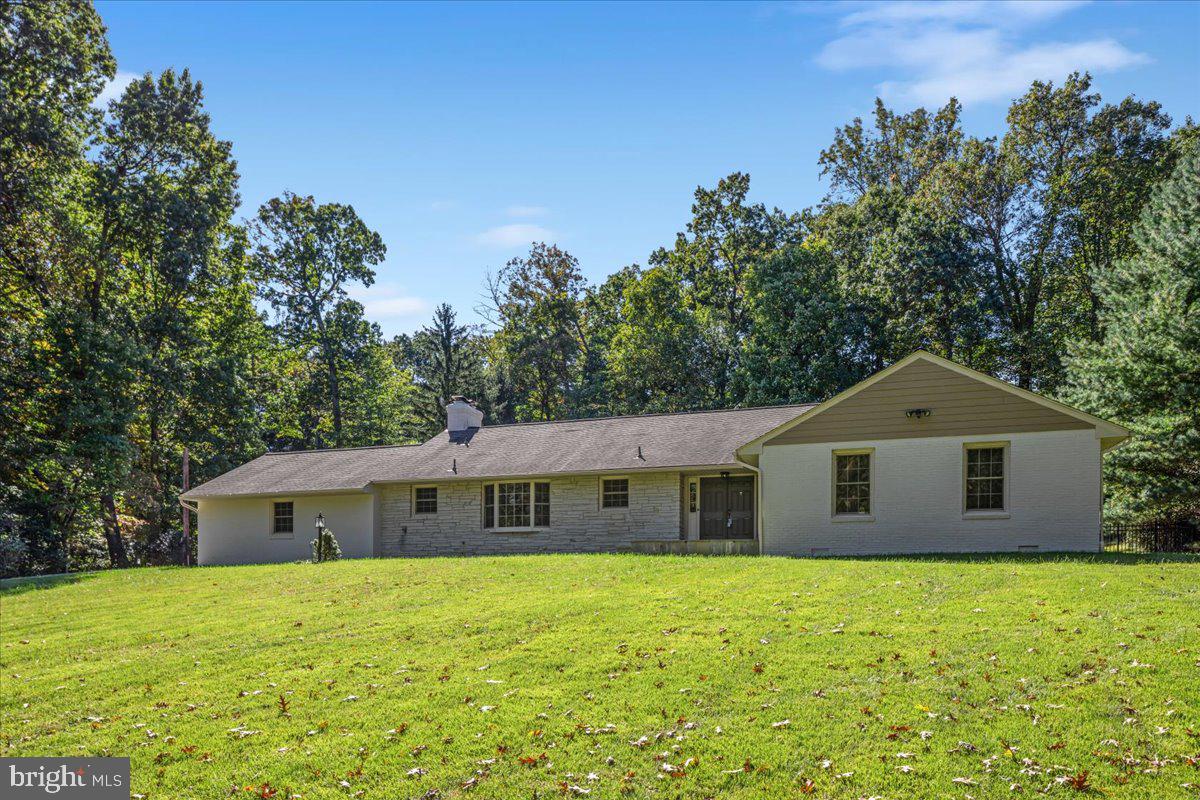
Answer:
xmin=699 ymin=476 xmax=754 ymax=539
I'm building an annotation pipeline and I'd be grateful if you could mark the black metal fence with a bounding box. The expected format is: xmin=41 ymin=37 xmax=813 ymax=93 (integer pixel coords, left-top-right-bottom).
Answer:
xmin=1102 ymin=521 xmax=1200 ymax=553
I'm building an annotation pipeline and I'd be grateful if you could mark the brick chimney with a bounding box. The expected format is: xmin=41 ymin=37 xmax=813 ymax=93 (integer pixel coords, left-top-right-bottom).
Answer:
xmin=446 ymin=395 xmax=483 ymax=441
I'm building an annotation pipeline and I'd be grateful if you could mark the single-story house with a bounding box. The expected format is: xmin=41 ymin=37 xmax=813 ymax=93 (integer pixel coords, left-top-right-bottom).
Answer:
xmin=183 ymin=351 xmax=1130 ymax=564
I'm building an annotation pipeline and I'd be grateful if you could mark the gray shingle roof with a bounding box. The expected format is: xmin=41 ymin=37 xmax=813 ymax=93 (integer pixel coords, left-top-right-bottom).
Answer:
xmin=183 ymin=404 xmax=814 ymax=499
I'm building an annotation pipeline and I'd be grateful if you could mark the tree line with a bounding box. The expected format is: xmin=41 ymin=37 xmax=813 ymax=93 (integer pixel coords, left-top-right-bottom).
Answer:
xmin=2 ymin=1 xmax=1196 ymax=575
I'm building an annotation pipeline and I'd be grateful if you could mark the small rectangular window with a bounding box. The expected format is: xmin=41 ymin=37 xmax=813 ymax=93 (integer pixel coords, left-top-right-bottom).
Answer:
xmin=534 ymin=482 xmax=550 ymax=527
xmin=965 ymin=445 xmax=1005 ymax=511
xmin=483 ymin=484 xmax=495 ymax=529
xmin=414 ymin=486 xmax=437 ymax=514
xmin=833 ymin=452 xmax=871 ymax=515
xmin=602 ymin=478 xmax=629 ymax=508
xmin=272 ymin=501 xmax=294 ymax=535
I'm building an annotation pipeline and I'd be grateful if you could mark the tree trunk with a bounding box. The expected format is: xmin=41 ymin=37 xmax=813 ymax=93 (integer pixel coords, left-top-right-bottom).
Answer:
xmin=100 ymin=493 xmax=131 ymax=568
xmin=314 ymin=312 xmax=343 ymax=447
xmin=326 ymin=356 xmax=343 ymax=447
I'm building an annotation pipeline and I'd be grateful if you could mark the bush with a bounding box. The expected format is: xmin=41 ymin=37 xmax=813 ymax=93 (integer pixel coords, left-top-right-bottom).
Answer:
xmin=311 ymin=526 xmax=341 ymax=563
xmin=0 ymin=531 xmax=29 ymax=578
xmin=67 ymin=528 xmax=110 ymax=572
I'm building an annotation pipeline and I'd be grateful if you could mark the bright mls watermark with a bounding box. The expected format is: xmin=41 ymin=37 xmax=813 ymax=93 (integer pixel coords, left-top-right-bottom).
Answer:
xmin=2 ymin=758 xmax=129 ymax=798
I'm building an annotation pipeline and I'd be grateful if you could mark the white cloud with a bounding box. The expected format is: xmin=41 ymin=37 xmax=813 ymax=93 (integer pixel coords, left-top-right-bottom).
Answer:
xmin=885 ymin=39 xmax=1147 ymax=106
xmin=838 ymin=0 xmax=1087 ymax=27
xmin=474 ymin=223 xmax=556 ymax=248
xmin=94 ymin=71 xmax=139 ymax=107
xmin=348 ymin=283 xmax=431 ymax=326
xmin=816 ymin=1 xmax=1148 ymax=106
xmin=505 ymin=205 xmax=549 ymax=218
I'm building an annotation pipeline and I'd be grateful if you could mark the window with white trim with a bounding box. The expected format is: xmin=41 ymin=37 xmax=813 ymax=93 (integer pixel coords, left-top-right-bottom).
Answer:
xmin=833 ymin=450 xmax=872 ymax=516
xmin=601 ymin=478 xmax=629 ymax=508
xmin=534 ymin=482 xmax=550 ymax=527
xmin=965 ymin=444 xmax=1006 ymax=511
xmin=272 ymin=501 xmax=294 ymax=535
xmin=482 ymin=481 xmax=550 ymax=530
xmin=414 ymin=486 xmax=438 ymax=514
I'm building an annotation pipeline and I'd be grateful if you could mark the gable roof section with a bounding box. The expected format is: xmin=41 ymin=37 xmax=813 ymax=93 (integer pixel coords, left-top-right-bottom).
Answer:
xmin=738 ymin=351 xmax=1130 ymax=455
xmin=183 ymin=404 xmax=814 ymax=499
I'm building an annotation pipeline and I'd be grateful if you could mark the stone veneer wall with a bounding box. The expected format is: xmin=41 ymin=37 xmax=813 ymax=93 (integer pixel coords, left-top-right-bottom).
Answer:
xmin=378 ymin=471 xmax=683 ymax=557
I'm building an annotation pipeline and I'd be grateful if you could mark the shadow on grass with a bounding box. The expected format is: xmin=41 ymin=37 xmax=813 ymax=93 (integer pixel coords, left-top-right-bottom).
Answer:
xmin=832 ymin=551 xmax=1200 ymax=566
xmin=0 ymin=572 xmax=98 ymax=595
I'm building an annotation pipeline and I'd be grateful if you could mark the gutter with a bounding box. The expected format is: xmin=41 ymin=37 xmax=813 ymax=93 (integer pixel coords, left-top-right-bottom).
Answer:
xmin=734 ymin=455 xmax=765 ymax=555
xmin=179 ymin=498 xmax=198 ymax=513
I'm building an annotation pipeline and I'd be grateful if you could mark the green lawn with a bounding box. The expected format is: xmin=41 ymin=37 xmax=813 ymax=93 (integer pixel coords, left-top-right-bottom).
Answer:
xmin=2 ymin=555 xmax=1198 ymax=799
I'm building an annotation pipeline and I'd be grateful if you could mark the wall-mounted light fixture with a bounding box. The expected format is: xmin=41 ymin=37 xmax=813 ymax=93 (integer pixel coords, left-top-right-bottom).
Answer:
xmin=905 ymin=408 xmax=932 ymax=419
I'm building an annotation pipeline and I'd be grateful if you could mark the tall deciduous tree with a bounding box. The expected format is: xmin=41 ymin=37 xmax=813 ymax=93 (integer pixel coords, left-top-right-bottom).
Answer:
xmin=0 ymin=0 xmax=113 ymax=287
xmin=1070 ymin=98 xmax=1174 ymax=339
xmin=90 ymin=69 xmax=242 ymax=564
xmin=0 ymin=0 xmax=115 ymax=573
xmin=1062 ymin=142 xmax=1200 ymax=523
xmin=813 ymin=187 xmax=991 ymax=372
xmin=488 ymin=243 xmax=590 ymax=421
xmin=606 ymin=266 xmax=710 ymax=413
xmin=650 ymin=173 xmax=804 ymax=404
xmin=936 ymin=72 xmax=1171 ymax=389
xmin=819 ymin=97 xmax=963 ymax=200
xmin=250 ymin=192 xmax=386 ymax=447
xmin=741 ymin=241 xmax=868 ymax=405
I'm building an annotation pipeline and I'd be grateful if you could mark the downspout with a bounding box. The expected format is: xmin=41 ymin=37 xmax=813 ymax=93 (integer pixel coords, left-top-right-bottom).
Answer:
xmin=179 ymin=498 xmax=199 ymax=564
xmin=735 ymin=455 xmax=764 ymax=555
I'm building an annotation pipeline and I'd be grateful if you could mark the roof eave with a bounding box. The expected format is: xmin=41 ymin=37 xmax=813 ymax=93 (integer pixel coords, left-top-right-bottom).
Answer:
xmin=367 ymin=462 xmax=755 ymax=487
xmin=183 ymin=486 xmax=374 ymax=501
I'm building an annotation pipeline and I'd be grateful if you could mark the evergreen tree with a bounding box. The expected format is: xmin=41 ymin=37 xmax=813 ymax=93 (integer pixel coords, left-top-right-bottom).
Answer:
xmin=392 ymin=304 xmax=488 ymax=440
xmin=1062 ymin=142 xmax=1200 ymax=523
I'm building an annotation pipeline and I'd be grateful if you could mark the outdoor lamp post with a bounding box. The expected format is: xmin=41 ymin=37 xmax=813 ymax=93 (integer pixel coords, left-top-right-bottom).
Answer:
xmin=314 ymin=513 xmax=328 ymax=561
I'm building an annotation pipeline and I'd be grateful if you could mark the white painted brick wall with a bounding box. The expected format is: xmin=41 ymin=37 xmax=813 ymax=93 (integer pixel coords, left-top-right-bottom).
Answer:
xmin=197 ymin=493 xmax=374 ymax=565
xmin=378 ymin=472 xmax=683 ymax=557
xmin=761 ymin=429 xmax=1103 ymax=555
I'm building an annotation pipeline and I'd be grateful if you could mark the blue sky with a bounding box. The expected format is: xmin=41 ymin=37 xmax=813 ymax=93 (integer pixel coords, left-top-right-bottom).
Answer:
xmin=96 ymin=0 xmax=1199 ymax=337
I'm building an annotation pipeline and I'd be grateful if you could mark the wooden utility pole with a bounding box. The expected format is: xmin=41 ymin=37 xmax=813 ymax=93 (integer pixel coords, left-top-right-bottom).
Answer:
xmin=181 ymin=447 xmax=191 ymax=566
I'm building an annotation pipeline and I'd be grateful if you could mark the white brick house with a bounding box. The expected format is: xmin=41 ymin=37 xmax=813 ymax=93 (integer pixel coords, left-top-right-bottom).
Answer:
xmin=184 ymin=351 xmax=1129 ymax=564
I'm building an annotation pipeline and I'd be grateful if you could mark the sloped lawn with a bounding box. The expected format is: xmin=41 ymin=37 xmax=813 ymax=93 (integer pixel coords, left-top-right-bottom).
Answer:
xmin=2 ymin=554 xmax=1198 ymax=799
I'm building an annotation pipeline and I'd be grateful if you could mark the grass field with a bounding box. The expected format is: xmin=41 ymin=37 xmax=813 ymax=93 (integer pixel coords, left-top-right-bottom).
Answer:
xmin=2 ymin=554 xmax=1199 ymax=799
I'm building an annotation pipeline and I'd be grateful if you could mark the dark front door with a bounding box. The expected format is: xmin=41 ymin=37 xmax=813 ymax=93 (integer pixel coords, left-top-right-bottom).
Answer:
xmin=699 ymin=476 xmax=754 ymax=539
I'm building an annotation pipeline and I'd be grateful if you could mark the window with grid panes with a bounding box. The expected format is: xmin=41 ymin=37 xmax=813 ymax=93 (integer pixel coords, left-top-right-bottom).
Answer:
xmin=834 ymin=453 xmax=871 ymax=515
xmin=965 ymin=446 xmax=1005 ymax=510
